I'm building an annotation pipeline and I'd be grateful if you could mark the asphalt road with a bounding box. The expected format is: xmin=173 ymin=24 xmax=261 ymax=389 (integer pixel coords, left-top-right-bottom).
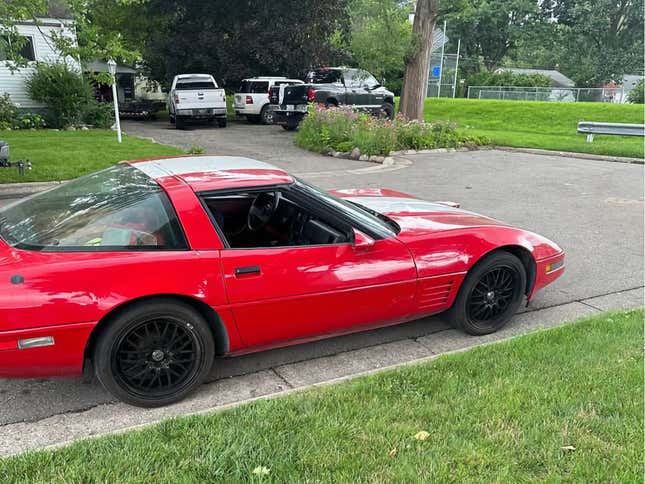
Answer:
xmin=0 ymin=120 xmax=643 ymax=436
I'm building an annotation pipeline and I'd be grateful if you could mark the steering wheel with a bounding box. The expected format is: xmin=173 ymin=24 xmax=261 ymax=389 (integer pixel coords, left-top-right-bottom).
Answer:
xmin=248 ymin=192 xmax=280 ymax=231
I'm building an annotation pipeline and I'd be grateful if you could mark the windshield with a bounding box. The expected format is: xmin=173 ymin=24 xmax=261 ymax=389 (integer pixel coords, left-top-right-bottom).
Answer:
xmin=0 ymin=165 xmax=187 ymax=251
xmin=175 ymin=80 xmax=217 ymax=90
xmin=294 ymin=179 xmax=398 ymax=239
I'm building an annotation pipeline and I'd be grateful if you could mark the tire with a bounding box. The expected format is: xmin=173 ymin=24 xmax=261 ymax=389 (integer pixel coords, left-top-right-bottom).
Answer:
xmin=93 ymin=299 xmax=215 ymax=407
xmin=169 ymin=113 xmax=175 ymax=125
xmin=445 ymin=251 xmax=527 ymax=335
xmin=380 ymin=102 xmax=395 ymax=120
xmin=217 ymin=118 xmax=227 ymax=128
xmin=259 ymin=105 xmax=274 ymax=125
xmin=175 ymin=117 xmax=185 ymax=130
xmin=325 ymin=100 xmax=338 ymax=109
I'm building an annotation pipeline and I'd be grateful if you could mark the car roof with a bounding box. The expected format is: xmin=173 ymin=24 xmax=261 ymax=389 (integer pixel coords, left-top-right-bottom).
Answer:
xmin=126 ymin=155 xmax=293 ymax=192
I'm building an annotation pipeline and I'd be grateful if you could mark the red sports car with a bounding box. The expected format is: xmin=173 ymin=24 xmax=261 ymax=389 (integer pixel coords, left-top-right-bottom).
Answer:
xmin=0 ymin=156 xmax=564 ymax=406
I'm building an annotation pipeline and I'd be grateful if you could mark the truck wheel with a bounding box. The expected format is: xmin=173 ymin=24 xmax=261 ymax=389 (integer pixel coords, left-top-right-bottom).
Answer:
xmin=260 ymin=105 xmax=274 ymax=125
xmin=380 ymin=102 xmax=395 ymax=120
xmin=175 ymin=117 xmax=185 ymax=130
xmin=169 ymin=113 xmax=175 ymax=125
xmin=217 ymin=118 xmax=227 ymax=128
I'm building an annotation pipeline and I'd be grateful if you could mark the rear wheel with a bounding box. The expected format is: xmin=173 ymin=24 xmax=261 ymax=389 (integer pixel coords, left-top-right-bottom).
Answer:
xmin=260 ymin=105 xmax=274 ymax=125
xmin=217 ymin=118 xmax=227 ymax=128
xmin=169 ymin=113 xmax=175 ymax=124
xmin=93 ymin=299 xmax=215 ymax=407
xmin=445 ymin=252 xmax=526 ymax=335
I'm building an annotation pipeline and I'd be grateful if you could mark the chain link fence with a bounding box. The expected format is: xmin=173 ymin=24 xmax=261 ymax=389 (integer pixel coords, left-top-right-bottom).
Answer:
xmin=467 ymin=86 xmax=629 ymax=103
xmin=427 ymin=53 xmax=459 ymax=98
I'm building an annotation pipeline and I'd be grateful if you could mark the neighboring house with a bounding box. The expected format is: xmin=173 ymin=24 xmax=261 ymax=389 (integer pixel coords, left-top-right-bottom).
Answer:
xmin=0 ymin=12 xmax=78 ymax=109
xmin=494 ymin=68 xmax=575 ymax=88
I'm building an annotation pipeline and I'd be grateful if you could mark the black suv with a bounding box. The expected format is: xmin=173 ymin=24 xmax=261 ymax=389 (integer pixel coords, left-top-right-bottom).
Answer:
xmin=270 ymin=67 xmax=396 ymax=130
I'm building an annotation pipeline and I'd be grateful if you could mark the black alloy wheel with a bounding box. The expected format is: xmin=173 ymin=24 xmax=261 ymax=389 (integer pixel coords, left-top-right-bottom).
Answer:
xmin=445 ymin=252 xmax=526 ymax=335
xmin=94 ymin=300 xmax=215 ymax=407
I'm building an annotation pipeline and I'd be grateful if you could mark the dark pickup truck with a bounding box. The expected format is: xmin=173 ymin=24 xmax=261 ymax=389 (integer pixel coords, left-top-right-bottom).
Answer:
xmin=270 ymin=67 xmax=395 ymax=130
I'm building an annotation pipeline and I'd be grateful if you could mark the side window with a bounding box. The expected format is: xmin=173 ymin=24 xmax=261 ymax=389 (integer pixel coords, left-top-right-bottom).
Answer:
xmin=0 ymin=165 xmax=187 ymax=251
xmin=202 ymin=190 xmax=351 ymax=249
xmin=249 ymin=81 xmax=269 ymax=93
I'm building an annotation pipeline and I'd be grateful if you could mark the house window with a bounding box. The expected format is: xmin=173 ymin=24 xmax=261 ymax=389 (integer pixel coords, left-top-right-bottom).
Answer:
xmin=0 ymin=35 xmax=36 ymax=62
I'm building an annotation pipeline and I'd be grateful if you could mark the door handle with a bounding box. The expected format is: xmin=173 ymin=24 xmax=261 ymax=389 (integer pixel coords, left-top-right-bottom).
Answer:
xmin=234 ymin=265 xmax=261 ymax=277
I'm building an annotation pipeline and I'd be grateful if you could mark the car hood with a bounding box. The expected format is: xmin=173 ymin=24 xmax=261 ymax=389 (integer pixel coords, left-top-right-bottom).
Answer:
xmin=331 ymin=188 xmax=506 ymax=239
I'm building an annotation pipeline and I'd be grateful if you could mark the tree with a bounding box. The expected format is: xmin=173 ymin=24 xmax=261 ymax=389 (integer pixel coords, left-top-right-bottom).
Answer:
xmin=0 ymin=0 xmax=139 ymax=77
xmin=444 ymin=0 xmax=541 ymax=75
xmin=399 ymin=0 xmax=439 ymax=120
xmin=117 ymin=0 xmax=349 ymax=89
xmin=337 ymin=0 xmax=413 ymax=95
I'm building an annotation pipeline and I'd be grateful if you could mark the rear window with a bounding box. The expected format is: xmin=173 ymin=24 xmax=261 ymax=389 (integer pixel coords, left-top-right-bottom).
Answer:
xmin=306 ymin=69 xmax=342 ymax=84
xmin=175 ymin=80 xmax=217 ymax=90
xmin=238 ymin=81 xmax=270 ymax=93
xmin=0 ymin=165 xmax=187 ymax=251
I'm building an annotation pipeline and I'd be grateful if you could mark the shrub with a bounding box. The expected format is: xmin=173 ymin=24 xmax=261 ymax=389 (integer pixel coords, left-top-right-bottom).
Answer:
xmin=82 ymin=101 xmax=114 ymax=128
xmin=26 ymin=62 xmax=93 ymax=128
xmin=187 ymin=145 xmax=206 ymax=154
xmin=0 ymin=93 xmax=18 ymax=128
xmin=13 ymin=112 xmax=46 ymax=129
xmin=466 ymin=70 xmax=552 ymax=90
xmin=627 ymin=80 xmax=644 ymax=104
xmin=296 ymin=105 xmax=488 ymax=156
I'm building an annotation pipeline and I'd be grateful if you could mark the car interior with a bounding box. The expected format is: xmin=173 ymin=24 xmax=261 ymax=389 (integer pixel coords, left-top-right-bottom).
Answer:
xmin=202 ymin=190 xmax=351 ymax=248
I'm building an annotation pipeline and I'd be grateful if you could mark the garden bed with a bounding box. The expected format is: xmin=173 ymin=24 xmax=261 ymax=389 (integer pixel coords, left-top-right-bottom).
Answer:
xmin=295 ymin=105 xmax=489 ymax=159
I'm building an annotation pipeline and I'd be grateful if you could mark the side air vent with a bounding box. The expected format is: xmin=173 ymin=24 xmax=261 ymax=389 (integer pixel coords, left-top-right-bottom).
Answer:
xmin=418 ymin=280 xmax=454 ymax=311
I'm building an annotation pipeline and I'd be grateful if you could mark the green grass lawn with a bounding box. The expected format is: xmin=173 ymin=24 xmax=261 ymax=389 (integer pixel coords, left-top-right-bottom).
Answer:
xmin=0 ymin=130 xmax=183 ymax=184
xmin=1 ymin=309 xmax=641 ymax=482
xmin=423 ymin=98 xmax=645 ymax=158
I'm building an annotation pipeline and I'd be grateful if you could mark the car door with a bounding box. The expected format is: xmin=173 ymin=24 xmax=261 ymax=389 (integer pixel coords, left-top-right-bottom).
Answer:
xmin=344 ymin=69 xmax=371 ymax=108
xmin=206 ymin=188 xmax=418 ymax=349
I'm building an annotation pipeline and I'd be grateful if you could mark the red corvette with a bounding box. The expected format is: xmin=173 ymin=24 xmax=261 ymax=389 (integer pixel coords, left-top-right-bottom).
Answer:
xmin=0 ymin=156 xmax=564 ymax=406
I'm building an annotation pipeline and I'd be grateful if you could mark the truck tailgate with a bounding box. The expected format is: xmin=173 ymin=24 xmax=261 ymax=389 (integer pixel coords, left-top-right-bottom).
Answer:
xmin=174 ymin=89 xmax=226 ymax=110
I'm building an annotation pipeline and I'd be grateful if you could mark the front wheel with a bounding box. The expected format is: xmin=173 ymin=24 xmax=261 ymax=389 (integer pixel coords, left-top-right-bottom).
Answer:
xmin=93 ymin=299 xmax=215 ymax=407
xmin=445 ymin=252 xmax=527 ymax=335
xmin=379 ymin=102 xmax=395 ymax=120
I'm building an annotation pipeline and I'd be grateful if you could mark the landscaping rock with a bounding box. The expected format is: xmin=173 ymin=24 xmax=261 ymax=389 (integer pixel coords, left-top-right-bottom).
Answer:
xmin=65 ymin=126 xmax=76 ymax=131
xmin=359 ymin=155 xmax=369 ymax=161
xmin=383 ymin=157 xmax=395 ymax=166
xmin=350 ymin=147 xmax=361 ymax=160
xmin=404 ymin=149 xmax=417 ymax=155
xmin=369 ymin=155 xmax=385 ymax=163
xmin=81 ymin=126 xmax=89 ymax=131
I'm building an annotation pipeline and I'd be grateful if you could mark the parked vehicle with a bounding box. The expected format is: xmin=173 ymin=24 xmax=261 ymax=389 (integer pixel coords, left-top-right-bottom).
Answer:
xmin=234 ymin=77 xmax=303 ymax=124
xmin=0 ymin=156 xmax=564 ymax=407
xmin=168 ymin=74 xmax=227 ymax=129
xmin=271 ymin=67 xmax=396 ymax=130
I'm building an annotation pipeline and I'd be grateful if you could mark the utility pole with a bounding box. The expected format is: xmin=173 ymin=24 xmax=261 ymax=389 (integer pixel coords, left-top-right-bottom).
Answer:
xmin=437 ymin=20 xmax=447 ymax=98
xmin=452 ymin=37 xmax=461 ymax=98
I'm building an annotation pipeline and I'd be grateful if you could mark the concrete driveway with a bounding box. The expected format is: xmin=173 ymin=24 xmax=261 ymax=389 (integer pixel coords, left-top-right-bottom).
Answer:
xmin=0 ymin=120 xmax=642 ymax=455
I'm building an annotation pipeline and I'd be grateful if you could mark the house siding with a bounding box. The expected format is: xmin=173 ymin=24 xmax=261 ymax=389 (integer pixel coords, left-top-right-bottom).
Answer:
xmin=0 ymin=19 xmax=78 ymax=109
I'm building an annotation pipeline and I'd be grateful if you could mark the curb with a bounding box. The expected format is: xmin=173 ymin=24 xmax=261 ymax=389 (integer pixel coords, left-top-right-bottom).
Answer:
xmin=495 ymin=146 xmax=644 ymax=165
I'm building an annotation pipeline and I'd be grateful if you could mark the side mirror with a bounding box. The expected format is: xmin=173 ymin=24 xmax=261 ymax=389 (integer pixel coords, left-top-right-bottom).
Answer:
xmin=352 ymin=229 xmax=375 ymax=250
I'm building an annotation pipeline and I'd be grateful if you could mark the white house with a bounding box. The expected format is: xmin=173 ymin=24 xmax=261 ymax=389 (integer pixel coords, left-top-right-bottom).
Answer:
xmin=0 ymin=12 xmax=78 ymax=109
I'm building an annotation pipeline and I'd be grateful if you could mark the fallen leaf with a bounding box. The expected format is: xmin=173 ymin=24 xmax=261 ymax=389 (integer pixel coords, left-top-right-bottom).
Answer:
xmin=252 ymin=466 xmax=270 ymax=476
xmin=414 ymin=431 xmax=430 ymax=441
xmin=561 ymin=445 xmax=576 ymax=452
xmin=389 ymin=448 xmax=397 ymax=458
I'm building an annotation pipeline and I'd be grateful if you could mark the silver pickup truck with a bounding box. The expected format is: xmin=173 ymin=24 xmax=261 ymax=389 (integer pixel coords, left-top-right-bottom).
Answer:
xmin=168 ymin=74 xmax=228 ymax=129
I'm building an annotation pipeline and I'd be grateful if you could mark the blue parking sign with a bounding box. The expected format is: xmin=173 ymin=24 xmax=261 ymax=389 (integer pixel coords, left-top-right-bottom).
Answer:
xmin=432 ymin=66 xmax=441 ymax=77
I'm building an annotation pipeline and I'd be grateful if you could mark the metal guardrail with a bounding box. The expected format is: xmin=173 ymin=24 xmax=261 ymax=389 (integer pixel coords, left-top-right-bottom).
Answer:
xmin=577 ymin=122 xmax=645 ymax=142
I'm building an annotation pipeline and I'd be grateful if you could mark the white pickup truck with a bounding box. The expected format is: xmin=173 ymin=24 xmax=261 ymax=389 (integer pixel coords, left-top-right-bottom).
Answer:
xmin=168 ymin=74 xmax=228 ymax=129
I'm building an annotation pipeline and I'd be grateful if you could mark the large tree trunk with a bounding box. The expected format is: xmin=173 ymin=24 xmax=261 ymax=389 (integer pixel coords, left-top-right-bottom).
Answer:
xmin=399 ymin=0 xmax=439 ymax=120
